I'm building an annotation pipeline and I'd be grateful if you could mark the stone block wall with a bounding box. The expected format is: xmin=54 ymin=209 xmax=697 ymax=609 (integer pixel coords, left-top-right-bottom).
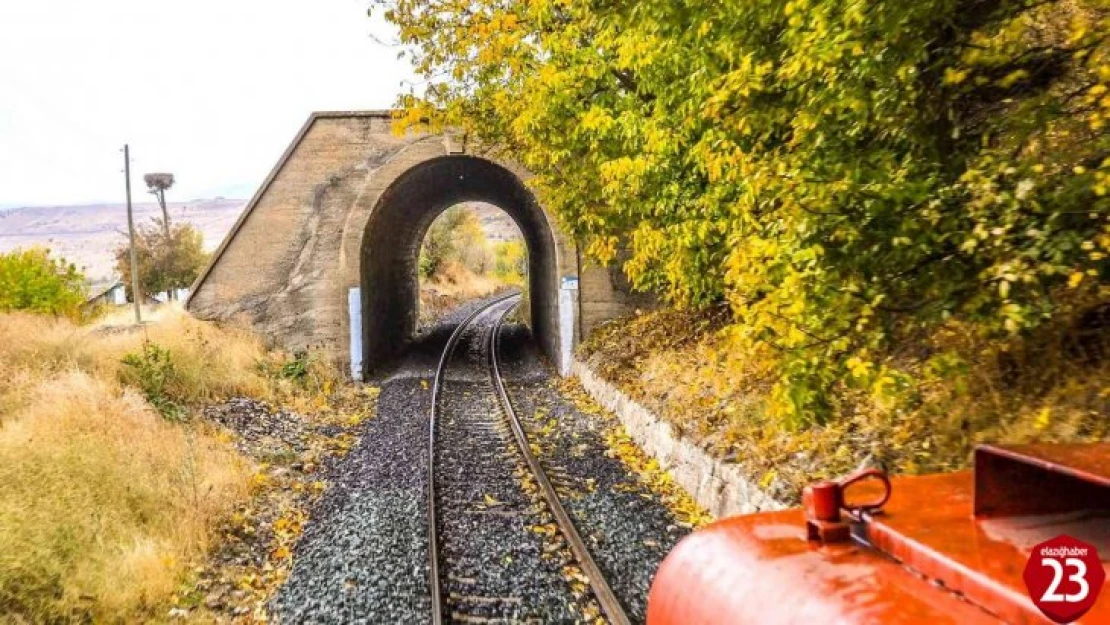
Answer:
xmin=572 ymin=359 xmax=784 ymax=518
xmin=187 ymin=111 xmax=636 ymax=375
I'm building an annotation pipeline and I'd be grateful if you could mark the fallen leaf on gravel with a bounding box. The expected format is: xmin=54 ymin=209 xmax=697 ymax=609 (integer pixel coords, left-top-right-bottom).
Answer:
xmin=530 ymin=523 xmax=557 ymax=537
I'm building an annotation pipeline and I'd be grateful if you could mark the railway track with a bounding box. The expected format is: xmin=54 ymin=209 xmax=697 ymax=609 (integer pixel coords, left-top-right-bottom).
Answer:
xmin=428 ymin=294 xmax=631 ymax=624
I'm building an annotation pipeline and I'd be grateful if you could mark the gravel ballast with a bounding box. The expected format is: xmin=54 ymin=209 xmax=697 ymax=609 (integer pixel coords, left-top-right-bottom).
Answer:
xmin=434 ymin=299 xmax=596 ymax=622
xmin=498 ymin=323 xmax=690 ymax=621
xmin=269 ymin=296 xmax=692 ymax=623
xmin=269 ymin=297 xmax=501 ymax=623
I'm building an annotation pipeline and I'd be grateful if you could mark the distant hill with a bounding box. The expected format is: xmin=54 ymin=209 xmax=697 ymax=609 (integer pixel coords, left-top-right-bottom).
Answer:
xmin=0 ymin=199 xmax=523 ymax=289
xmin=469 ymin=202 xmax=523 ymax=242
xmin=0 ymin=199 xmax=246 ymax=284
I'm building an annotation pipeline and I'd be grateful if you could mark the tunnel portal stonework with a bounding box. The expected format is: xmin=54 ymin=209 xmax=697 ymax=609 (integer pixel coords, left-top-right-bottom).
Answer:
xmin=187 ymin=111 xmax=639 ymax=377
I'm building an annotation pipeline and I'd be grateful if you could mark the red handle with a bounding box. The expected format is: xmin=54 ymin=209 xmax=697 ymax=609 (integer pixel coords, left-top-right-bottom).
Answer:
xmin=836 ymin=468 xmax=891 ymax=513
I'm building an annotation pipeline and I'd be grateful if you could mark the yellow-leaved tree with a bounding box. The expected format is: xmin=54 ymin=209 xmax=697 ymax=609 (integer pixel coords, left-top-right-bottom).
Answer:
xmin=376 ymin=0 xmax=1110 ymax=426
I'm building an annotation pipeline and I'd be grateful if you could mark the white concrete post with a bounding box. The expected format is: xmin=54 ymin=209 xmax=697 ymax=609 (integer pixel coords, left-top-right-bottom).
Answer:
xmin=558 ymin=275 xmax=579 ymax=375
xmin=348 ymin=287 xmax=362 ymax=379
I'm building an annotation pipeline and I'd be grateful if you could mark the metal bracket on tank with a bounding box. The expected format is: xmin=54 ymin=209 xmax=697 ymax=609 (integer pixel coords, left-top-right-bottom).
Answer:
xmin=803 ymin=468 xmax=892 ymax=545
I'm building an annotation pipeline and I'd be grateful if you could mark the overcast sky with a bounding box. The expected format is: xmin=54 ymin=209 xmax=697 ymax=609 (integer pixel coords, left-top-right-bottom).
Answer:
xmin=0 ymin=0 xmax=412 ymax=208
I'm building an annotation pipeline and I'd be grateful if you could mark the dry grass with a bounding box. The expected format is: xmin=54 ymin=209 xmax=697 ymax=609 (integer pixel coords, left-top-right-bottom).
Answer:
xmin=419 ymin=261 xmax=510 ymax=324
xmin=0 ymin=374 xmax=248 ymax=622
xmin=0 ymin=308 xmax=327 ymax=623
xmin=581 ymin=300 xmax=1110 ymax=503
xmin=0 ymin=306 xmax=327 ymax=420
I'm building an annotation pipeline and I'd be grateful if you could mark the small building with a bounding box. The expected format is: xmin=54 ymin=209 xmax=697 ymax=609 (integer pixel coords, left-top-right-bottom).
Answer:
xmin=151 ymin=288 xmax=189 ymax=304
xmin=86 ymin=281 xmax=127 ymax=307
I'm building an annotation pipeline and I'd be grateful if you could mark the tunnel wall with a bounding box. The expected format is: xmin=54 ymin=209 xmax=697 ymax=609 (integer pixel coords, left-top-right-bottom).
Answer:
xmin=360 ymin=155 xmax=561 ymax=371
xmin=187 ymin=111 xmax=632 ymax=376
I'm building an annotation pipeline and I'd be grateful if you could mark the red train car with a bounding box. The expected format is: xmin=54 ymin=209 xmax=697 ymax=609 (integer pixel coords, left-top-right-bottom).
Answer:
xmin=647 ymin=443 xmax=1109 ymax=624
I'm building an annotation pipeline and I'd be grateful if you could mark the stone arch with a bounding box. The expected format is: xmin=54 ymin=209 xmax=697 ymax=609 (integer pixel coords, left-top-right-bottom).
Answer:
xmin=360 ymin=155 xmax=560 ymax=372
xmin=186 ymin=111 xmax=641 ymax=378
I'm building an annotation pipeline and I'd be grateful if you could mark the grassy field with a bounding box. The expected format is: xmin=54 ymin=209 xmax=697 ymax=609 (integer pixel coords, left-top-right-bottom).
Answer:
xmin=0 ymin=308 xmax=331 ymax=623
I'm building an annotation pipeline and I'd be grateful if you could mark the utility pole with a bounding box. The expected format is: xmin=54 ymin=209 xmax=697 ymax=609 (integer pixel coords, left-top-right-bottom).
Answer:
xmin=124 ymin=144 xmax=142 ymax=324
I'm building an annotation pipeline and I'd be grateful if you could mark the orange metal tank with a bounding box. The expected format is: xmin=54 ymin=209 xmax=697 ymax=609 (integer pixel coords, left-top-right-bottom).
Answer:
xmin=646 ymin=444 xmax=1109 ymax=625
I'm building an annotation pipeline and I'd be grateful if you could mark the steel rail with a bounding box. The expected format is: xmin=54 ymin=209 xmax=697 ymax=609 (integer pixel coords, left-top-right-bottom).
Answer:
xmin=489 ymin=303 xmax=632 ymax=625
xmin=428 ymin=292 xmax=519 ymax=625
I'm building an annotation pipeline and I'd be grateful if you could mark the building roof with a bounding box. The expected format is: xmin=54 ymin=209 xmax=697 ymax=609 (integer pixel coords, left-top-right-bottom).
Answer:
xmin=85 ymin=280 xmax=124 ymax=303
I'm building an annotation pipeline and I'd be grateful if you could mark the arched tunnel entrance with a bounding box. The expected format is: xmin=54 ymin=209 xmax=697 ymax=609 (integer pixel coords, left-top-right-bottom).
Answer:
xmin=360 ymin=155 xmax=560 ymax=375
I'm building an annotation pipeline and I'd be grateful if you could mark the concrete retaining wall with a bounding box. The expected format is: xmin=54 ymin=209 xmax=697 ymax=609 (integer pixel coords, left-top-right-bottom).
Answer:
xmin=572 ymin=359 xmax=785 ymax=518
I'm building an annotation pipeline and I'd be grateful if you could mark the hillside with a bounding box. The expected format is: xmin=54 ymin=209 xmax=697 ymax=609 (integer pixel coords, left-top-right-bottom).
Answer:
xmin=469 ymin=202 xmax=522 ymax=242
xmin=0 ymin=199 xmax=246 ymax=284
xmin=0 ymin=200 xmax=521 ymax=288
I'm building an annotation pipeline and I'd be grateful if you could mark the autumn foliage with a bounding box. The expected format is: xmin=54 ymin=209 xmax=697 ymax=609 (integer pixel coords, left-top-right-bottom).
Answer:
xmin=114 ymin=219 xmax=209 ymax=301
xmin=0 ymin=248 xmax=86 ymax=319
xmin=420 ymin=206 xmax=492 ymax=278
xmin=379 ymin=0 xmax=1110 ymax=425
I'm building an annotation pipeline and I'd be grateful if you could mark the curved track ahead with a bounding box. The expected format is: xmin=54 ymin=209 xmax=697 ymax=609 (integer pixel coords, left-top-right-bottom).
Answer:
xmin=428 ymin=294 xmax=630 ymax=624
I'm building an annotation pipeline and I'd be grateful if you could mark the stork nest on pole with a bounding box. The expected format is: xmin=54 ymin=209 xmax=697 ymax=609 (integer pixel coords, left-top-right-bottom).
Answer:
xmin=143 ymin=172 xmax=175 ymax=191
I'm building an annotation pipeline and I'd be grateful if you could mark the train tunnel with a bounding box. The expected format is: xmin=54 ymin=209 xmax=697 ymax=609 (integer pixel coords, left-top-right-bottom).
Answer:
xmin=359 ymin=155 xmax=561 ymax=375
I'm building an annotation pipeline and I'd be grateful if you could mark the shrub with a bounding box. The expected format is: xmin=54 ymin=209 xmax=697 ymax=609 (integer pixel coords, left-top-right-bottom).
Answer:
xmin=281 ymin=350 xmax=311 ymax=381
xmin=0 ymin=248 xmax=86 ymax=319
xmin=121 ymin=342 xmax=184 ymax=420
xmin=494 ymin=241 xmax=527 ymax=286
xmin=268 ymin=350 xmax=336 ymax=398
xmin=420 ymin=206 xmax=493 ymax=278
